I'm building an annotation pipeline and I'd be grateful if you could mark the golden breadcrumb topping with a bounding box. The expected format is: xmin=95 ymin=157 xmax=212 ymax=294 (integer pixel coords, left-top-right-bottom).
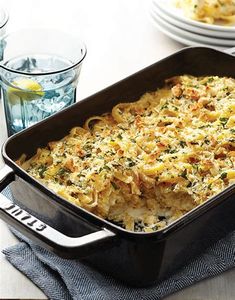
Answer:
xmin=17 ymin=75 xmax=235 ymax=232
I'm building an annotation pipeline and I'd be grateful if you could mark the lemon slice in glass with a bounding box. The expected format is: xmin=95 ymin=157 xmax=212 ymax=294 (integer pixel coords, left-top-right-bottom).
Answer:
xmin=7 ymin=78 xmax=44 ymax=105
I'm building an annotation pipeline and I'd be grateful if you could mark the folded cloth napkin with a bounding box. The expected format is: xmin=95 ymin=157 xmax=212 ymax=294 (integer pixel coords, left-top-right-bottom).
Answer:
xmin=2 ymin=187 xmax=235 ymax=300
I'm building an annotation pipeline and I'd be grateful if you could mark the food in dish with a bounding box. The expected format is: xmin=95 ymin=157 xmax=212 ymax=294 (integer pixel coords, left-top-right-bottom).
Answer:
xmin=17 ymin=75 xmax=235 ymax=232
xmin=175 ymin=0 xmax=235 ymax=24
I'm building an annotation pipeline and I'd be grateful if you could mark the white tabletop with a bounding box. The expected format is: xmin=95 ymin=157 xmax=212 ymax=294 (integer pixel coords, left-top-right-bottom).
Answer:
xmin=0 ymin=0 xmax=235 ymax=299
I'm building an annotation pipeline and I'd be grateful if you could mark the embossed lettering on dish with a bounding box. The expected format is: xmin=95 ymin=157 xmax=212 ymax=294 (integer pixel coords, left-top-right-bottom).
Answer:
xmin=2 ymin=203 xmax=47 ymax=232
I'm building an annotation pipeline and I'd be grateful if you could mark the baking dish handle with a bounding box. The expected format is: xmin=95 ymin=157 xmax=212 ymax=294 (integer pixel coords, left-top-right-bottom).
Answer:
xmin=0 ymin=165 xmax=116 ymax=258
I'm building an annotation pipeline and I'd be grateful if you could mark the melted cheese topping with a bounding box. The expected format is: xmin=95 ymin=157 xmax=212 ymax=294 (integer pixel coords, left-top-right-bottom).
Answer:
xmin=17 ymin=75 xmax=235 ymax=232
xmin=176 ymin=0 xmax=235 ymax=24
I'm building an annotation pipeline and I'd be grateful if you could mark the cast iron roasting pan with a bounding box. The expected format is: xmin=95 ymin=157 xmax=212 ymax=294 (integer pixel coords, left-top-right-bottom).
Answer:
xmin=0 ymin=47 xmax=235 ymax=287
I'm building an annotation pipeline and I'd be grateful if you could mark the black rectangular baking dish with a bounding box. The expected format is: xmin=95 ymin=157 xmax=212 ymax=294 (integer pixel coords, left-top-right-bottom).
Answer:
xmin=1 ymin=46 xmax=235 ymax=287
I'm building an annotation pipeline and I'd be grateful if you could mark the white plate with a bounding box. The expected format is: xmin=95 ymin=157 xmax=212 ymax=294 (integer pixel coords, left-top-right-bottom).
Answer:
xmin=151 ymin=4 xmax=235 ymax=39
xmin=153 ymin=0 xmax=235 ymax=32
xmin=151 ymin=9 xmax=235 ymax=47
xmin=149 ymin=11 xmax=226 ymax=49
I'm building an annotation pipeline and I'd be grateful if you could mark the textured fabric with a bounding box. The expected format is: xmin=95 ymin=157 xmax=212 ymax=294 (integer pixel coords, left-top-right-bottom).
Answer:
xmin=2 ymin=187 xmax=235 ymax=300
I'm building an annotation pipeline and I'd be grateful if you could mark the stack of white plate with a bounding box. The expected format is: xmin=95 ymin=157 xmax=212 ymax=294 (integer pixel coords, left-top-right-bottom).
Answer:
xmin=150 ymin=0 xmax=235 ymax=49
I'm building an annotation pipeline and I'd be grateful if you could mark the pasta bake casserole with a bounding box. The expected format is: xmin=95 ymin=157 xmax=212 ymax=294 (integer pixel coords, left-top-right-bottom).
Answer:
xmin=176 ymin=0 xmax=235 ymax=24
xmin=17 ymin=75 xmax=235 ymax=232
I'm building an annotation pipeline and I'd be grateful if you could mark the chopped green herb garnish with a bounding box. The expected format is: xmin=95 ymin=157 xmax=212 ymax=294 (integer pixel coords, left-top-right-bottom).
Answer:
xmin=127 ymin=158 xmax=136 ymax=167
xmin=103 ymin=165 xmax=111 ymax=171
xmin=180 ymin=141 xmax=186 ymax=148
xmin=77 ymin=172 xmax=85 ymax=177
xmin=38 ymin=165 xmax=47 ymax=178
xmin=220 ymin=172 xmax=227 ymax=180
xmin=199 ymin=125 xmax=209 ymax=129
xmin=160 ymin=103 xmax=168 ymax=110
xmin=165 ymin=147 xmax=177 ymax=154
xmin=83 ymin=144 xmax=92 ymax=151
xmin=220 ymin=117 xmax=228 ymax=127
xmin=111 ymin=182 xmax=118 ymax=190
xmin=57 ymin=167 xmax=70 ymax=176
xmin=207 ymin=77 xmax=214 ymax=83
xmin=192 ymin=164 xmax=199 ymax=171
xmin=180 ymin=169 xmax=188 ymax=179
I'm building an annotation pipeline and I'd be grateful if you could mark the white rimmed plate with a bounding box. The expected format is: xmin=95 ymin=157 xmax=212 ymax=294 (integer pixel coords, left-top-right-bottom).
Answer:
xmin=151 ymin=8 xmax=235 ymax=47
xmin=153 ymin=0 xmax=235 ymax=33
xmin=149 ymin=11 xmax=226 ymax=49
xmin=152 ymin=3 xmax=235 ymax=39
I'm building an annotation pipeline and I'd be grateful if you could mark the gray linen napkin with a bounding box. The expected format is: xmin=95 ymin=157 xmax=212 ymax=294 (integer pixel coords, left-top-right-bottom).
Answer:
xmin=2 ymin=187 xmax=235 ymax=300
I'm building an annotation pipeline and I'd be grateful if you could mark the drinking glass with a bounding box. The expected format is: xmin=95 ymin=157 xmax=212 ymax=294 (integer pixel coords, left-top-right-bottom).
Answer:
xmin=0 ymin=29 xmax=86 ymax=136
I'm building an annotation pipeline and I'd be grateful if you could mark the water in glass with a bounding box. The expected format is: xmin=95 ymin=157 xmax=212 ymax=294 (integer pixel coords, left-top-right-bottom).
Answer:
xmin=1 ymin=54 xmax=76 ymax=135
